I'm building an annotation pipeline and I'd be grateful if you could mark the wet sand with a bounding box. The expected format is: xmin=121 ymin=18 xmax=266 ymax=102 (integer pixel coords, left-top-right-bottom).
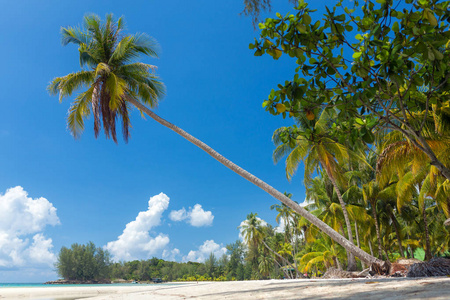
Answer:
xmin=1 ymin=277 xmax=450 ymax=299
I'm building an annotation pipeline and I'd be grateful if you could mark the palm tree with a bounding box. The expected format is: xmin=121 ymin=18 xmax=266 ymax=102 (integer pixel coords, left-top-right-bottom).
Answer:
xmin=273 ymin=108 xmax=360 ymax=270
xmin=299 ymin=235 xmax=345 ymax=274
xmin=258 ymin=253 xmax=272 ymax=278
xmin=270 ymin=194 xmax=302 ymax=274
xmin=377 ymin=128 xmax=450 ymax=259
xmin=48 ymin=14 xmax=384 ymax=268
xmin=240 ymin=213 xmax=296 ymax=278
xmin=240 ymin=213 xmax=264 ymax=250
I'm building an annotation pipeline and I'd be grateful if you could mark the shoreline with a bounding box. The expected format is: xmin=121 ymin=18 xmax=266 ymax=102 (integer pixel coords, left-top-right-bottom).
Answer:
xmin=0 ymin=277 xmax=449 ymax=299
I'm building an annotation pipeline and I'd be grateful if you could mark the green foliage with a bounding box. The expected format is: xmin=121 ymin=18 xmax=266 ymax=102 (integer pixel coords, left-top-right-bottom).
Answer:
xmin=49 ymin=14 xmax=165 ymax=143
xmin=56 ymin=242 xmax=111 ymax=281
xmin=253 ymin=0 xmax=450 ymax=180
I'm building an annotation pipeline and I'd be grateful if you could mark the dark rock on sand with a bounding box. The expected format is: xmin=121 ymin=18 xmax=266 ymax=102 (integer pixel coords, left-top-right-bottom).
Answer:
xmin=407 ymin=258 xmax=450 ymax=277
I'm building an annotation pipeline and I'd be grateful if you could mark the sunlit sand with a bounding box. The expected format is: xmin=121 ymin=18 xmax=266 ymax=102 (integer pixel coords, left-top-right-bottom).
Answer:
xmin=1 ymin=278 xmax=450 ymax=299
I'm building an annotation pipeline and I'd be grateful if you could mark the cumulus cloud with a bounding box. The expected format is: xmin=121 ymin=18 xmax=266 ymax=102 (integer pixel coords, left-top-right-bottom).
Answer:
xmin=105 ymin=193 xmax=171 ymax=261
xmin=274 ymin=216 xmax=288 ymax=234
xmin=169 ymin=208 xmax=187 ymax=222
xmin=162 ymin=248 xmax=180 ymax=261
xmin=183 ymin=240 xmax=227 ymax=263
xmin=0 ymin=186 xmax=59 ymax=268
xmin=300 ymin=198 xmax=310 ymax=207
xmin=169 ymin=204 xmax=214 ymax=227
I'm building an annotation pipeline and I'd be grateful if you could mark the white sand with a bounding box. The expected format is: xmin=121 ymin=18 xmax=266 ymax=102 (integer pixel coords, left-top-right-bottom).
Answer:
xmin=1 ymin=278 xmax=450 ymax=299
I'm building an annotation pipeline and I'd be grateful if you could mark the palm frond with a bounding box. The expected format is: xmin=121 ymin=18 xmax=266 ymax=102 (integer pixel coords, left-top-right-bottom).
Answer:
xmin=48 ymin=71 xmax=95 ymax=101
xmin=105 ymin=73 xmax=126 ymax=110
xmin=285 ymin=140 xmax=308 ymax=180
xmin=61 ymin=27 xmax=90 ymax=46
xmin=67 ymin=86 xmax=95 ymax=138
xmin=396 ymin=171 xmax=418 ymax=211
xmin=435 ymin=180 xmax=450 ymax=217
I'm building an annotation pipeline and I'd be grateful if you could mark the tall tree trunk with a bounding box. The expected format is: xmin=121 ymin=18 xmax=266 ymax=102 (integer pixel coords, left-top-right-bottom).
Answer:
xmin=422 ymin=205 xmax=432 ymax=260
xmin=370 ymin=202 xmax=383 ymax=259
xmin=340 ymin=223 xmax=354 ymax=271
xmin=416 ymin=134 xmax=450 ymax=181
xmin=368 ymin=239 xmax=374 ymax=257
xmin=333 ymin=256 xmax=342 ymax=270
xmin=261 ymin=240 xmax=298 ymax=279
xmin=355 ymin=221 xmax=366 ymax=269
xmin=384 ymin=248 xmax=390 ymax=262
xmin=389 ymin=212 xmax=405 ymax=257
xmin=129 ymin=99 xmax=385 ymax=267
xmin=326 ymin=172 xmax=357 ymax=271
xmin=291 ymin=226 xmax=300 ymax=278
xmin=272 ymin=257 xmax=289 ymax=279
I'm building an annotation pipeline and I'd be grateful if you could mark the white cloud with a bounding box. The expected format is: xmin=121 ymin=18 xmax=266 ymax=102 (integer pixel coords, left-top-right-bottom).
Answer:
xmin=182 ymin=240 xmax=227 ymax=263
xmin=0 ymin=186 xmax=59 ymax=269
xmin=274 ymin=216 xmax=288 ymax=234
xmin=300 ymin=198 xmax=310 ymax=207
xmin=169 ymin=204 xmax=214 ymax=227
xmin=189 ymin=204 xmax=214 ymax=227
xmin=169 ymin=208 xmax=187 ymax=222
xmin=25 ymin=234 xmax=56 ymax=266
xmin=162 ymin=248 xmax=180 ymax=261
xmin=105 ymin=193 xmax=171 ymax=262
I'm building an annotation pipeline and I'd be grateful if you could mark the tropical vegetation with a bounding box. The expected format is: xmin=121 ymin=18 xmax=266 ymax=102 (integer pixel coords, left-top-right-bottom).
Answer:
xmin=50 ymin=0 xmax=450 ymax=279
xmin=48 ymin=12 xmax=381 ymax=269
xmin=56 ymin=241 xmax=285 ymax=282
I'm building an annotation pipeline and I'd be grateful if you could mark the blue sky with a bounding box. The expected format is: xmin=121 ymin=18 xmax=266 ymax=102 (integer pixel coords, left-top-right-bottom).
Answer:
xmin=0 ymin=0 xmax=330 ymax=282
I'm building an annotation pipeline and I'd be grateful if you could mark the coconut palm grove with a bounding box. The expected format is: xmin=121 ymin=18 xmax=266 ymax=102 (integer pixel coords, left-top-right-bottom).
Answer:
xmin=1 ymin=0 xmax=450 ymax=285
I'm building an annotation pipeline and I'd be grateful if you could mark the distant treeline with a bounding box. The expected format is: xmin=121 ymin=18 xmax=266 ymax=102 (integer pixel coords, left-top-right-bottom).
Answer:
xmin=56 ymin=241 xmax=285 ymax=282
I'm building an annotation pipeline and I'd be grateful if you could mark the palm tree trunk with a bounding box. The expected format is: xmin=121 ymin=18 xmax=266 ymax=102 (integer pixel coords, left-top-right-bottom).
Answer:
xmin=389 ymin=212 xmax=405 ymax=257
xmin=339 ymin=223 xmax=354 ymax=271
xmin=368 ymin=239 xmax=374 ymax=257
xmin=335 ymin=256 xmax=342 ymax=270
xmin=384 ymin=248 xmax=390 ymax=262
xmin=291 ymin=231 xmax=300 ymax=278
xmin=416 ymin=134 xmax=450 ymax=181
xmin=370 ymin=202 xmax=384 ymax=259
xmin=261 ymin=240 xmax=296 ymax=278
xmin=129 ymin=98 xmax=385 ymax=268
xmin=273 ymin=257 xmax=289 ymax=279
xmin=422 ymin=205 xmax=432 ymax=260
xmin=325 ymin=171 xmax=357 ymax=271
xmin=355 ymin=221 xmax=366 ymax=269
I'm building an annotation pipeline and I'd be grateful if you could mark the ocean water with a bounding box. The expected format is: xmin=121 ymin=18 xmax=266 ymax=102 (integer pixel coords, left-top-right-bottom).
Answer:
xmin=0 ymin=283 xmax=48 ymax=287
xmin=0 ymin=282 xmax=159 ymax=288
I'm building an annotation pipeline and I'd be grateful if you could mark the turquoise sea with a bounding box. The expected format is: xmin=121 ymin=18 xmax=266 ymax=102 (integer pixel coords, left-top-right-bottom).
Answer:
xmin=0 ymin=282 xmax=158 ymax=287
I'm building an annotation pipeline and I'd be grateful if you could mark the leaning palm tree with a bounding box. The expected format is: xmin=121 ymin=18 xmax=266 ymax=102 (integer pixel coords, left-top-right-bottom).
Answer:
xmin=273 ymin=108 xmax=360 ymax=270
xmin=48 ymin=14 xmax=384 ymax=268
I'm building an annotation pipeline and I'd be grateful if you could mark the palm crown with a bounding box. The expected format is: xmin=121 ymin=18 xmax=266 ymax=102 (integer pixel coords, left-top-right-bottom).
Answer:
xmin=48 ymin=14 xmax=165 ymax=143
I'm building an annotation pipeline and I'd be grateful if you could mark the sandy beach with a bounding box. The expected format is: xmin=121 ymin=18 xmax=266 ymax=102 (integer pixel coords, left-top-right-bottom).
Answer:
xmin=1 ymin=278 xmax=450 ymax=300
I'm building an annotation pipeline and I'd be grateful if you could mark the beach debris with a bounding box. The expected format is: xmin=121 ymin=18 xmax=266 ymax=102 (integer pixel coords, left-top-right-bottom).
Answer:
xmin=357 ymin=268 xmax=370 ymax=277
xmin=322 ymin=268 xmax=354 ymax=279
xmin=369 ymin=261 xmax=391 ymax=276
xmin=407 ymin=258 xmax=450 ymax=277
xmin=390 ymin=258 xmax=422 ymax=277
